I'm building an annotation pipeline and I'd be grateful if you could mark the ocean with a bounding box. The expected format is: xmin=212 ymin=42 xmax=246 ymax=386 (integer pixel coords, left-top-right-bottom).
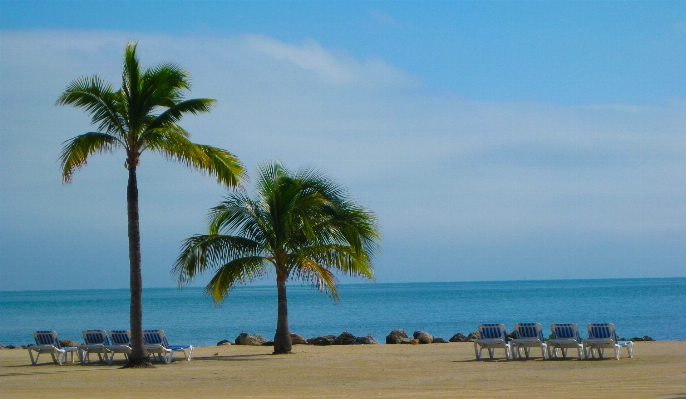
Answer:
xmin=1 ymin=278 xmax=684 ymax=347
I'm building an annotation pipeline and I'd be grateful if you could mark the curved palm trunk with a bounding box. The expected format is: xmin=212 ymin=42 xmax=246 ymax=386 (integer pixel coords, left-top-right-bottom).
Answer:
xmin=124 ymin=163 xmax=152 ymax=368
xmin=273 ymin=272 xmax=292 ymax=354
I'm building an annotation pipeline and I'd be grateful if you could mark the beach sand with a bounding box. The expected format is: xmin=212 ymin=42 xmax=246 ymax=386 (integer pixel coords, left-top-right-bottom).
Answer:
xmin=1 ymin=341 xmax=684 ymax=398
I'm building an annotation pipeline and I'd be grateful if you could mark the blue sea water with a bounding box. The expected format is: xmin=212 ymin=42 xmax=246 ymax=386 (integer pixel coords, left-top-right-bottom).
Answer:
xmin=1 ymin=278 xmax=684 ymax=347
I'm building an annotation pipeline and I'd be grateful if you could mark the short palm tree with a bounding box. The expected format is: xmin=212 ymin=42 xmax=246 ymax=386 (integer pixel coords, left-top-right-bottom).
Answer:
xmin=58 ymin=42 xmax=246 ymax=367
xmin=174 ymin=161 xmax=381 ymax=354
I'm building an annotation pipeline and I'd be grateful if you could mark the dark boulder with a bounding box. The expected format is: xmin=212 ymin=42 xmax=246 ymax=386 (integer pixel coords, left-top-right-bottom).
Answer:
xmin=450 ymin=333 xmax=468 ymax=342
xmin=333 ymin=331 xmax=357 ymax=345
xmin=262 ymin=341 xmax=274 ymax=346
xmin=308 ymin=335 xmax=335 ymax=346
xmin=59 ymin=340 xmax=80 ymax=347
xmin=413 ymin=331 xmax=434 ymax=344
xmin=432 ymin=337 xmax=448 ymax=343
xmin=631 ymin=336 xmax=655 ymax=342
xmin=235 ymin=332 xmax=267 ymax=346
xmin=467 ymin=332 xmax=481 ymax=341
xmin=217 ymin=340 xmax=232 ymax=346
xmin=290 ymin=334 xmax=308 ymax=345
xmin=386 ymin=329 xmax=410 ymax=344
xmin=355 ymin=335 xmax=379 ymax=345
xmin=5 ymin=345 xmax=16 ymax=349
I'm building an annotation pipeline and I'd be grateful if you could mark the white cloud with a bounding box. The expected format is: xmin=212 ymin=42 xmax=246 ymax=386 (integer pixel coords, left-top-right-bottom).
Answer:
xmin=1 ymin=30 xmax=684 ymax=290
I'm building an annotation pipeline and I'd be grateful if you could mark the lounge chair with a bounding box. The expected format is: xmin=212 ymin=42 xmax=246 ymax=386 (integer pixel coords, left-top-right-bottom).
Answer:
xmin=143 ymin=330 xmax=193 ymax=363
xmin=547 ymin=324 xmax=584 ymax=360
xmin=78 ymin=330 xmax=111 ymax=364
xmin=105 ymin=330 xmax=132 ymax=365
xmin=583 ymin=323 xmax=635 ymax=360
xmin=27 ymin=331 xmax=78 ymax=365
xmin=511 ymin=323 xmax=547 ymax=359
xmin=473 ymin=324 xmax=511 ymax=360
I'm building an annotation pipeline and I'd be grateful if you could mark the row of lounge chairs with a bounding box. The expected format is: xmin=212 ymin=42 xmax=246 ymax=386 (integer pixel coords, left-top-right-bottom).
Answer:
xmin=473 ymin=323 xmax=635 ymax=361
xmin=27 ymin=330 xmax=193 ymax=365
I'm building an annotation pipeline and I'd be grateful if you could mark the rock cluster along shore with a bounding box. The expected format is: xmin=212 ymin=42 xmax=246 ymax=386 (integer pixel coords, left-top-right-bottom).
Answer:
xmin=216 ymin=331 xmax=658 ymax=347
xmin=0 ymin=330 xmax=659 ymax=350
xmin=223 ymin=331 xmax=381 ymax=346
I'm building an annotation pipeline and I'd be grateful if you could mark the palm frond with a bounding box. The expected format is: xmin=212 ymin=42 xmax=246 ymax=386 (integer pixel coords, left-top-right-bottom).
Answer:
xmin=289 ymin=256 xmax=340 ymax=300
xmin=144 ymin=128 xmax=247 ymax=189
xmin=147 ymin=98 xmax=216 ymax=131
xmin=56 ymin=76 xmax=127 ymax=137
xmin=59 ymin=133 xmax=121 ymax=183
xmin=205 ymin=256 xmax=269 ymax=302
xmin=173 ymin=234 xmax=263 ymax=284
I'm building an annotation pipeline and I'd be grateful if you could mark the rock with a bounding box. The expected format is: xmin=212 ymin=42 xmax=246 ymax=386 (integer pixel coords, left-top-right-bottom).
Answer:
xmin=262 ymin=341 xmax=274 ymax=346
xmin=450 ymin=333 xmax=469 ymax=342
xmin=290 ymin=334 xmax=308 ymax=345
xmin=355 ymin=335 xmax=378 ymax=345
xmin=307 ymin=335 xmax=335 ymax=346
xmin=59 ymin=340 xmax=79 ymax=347
xmin=408 ymin=339 xmax=420 ymax=345
xmin=234 ymin=332 xmax=267 ymax=346
xmin=333 ymin=331 xmax=357 ymax=345
xmin=6 ymin=345 xmax=16 ymax=349
xmin=467 ymin=332 xmax=481 ymax=341
xmin=631 ymin=335 xmax=655 ymax=342
xmin=413 ymin=331 xmax=434 ymax=344
xmin=433 ymin=337 xmax=448 ymax=343
xmin=386 ymin=329 xmax=410 ymax=344
xmin=507 ymin=331 xmax=517 ymax=339
xmin=217 ymin=340 xmax=232 ymax=346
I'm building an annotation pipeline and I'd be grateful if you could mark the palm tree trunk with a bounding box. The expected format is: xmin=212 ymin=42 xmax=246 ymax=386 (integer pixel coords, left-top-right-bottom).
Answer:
xmin=273 ymin=271 xmax=292 ymax=354
xmin=124 ymin=163 xmax=152 ymax=368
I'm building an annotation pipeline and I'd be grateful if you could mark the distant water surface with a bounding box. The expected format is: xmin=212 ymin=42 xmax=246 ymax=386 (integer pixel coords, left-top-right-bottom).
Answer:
xmin=1 ymin=278 xmax=684 ymax=346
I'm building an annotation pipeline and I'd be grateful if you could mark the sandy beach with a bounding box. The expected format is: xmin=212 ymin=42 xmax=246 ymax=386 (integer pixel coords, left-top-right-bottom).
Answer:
xmin=1 ymin=341 xmax=684 ymax=398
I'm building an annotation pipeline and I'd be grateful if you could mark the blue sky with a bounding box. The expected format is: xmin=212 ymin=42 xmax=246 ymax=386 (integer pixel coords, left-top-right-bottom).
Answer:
xmin=1 ymin=1 xmax=685 ymax=290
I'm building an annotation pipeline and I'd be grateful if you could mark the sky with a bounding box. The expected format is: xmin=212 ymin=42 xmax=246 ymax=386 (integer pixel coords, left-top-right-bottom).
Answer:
xmin=1 ymin=1 xmax=685 ymax=291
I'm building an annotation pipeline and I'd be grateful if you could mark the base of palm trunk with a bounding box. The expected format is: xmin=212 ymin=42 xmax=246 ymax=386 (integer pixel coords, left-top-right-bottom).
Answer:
xmin=272 ymin=349 xmax=293 ymax=355
xmin=122 ymin=356 xmax=155 ymax=368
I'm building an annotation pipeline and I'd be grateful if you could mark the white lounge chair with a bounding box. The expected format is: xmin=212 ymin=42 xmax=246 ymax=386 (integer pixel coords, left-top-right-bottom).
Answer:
xmin=583 ymin=323 xmax=634 ymax=360
xmin=473 ymin=324 xmax=511 ymax=360
xmin=547 ymin=324 xmax=584 ymax=360
xmin=105 ymin=330 xmax=132 ymax=365
xmin=78 ymin=330 xmax=110 ymax=364
xmin=511 ymin=323 xmax=547 ymax=359
xmin=143 ymin=330 xmax=193 ymax=364
xmin=27 ymin=331 xmax=78 ymax=365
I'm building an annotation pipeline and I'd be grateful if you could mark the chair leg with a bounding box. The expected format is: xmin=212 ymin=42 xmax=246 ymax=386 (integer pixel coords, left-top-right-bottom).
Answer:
xmin=29 ymin=349 xmax=38 ymax=365
xmin=474 ymin=343 xmax=480 ymax=360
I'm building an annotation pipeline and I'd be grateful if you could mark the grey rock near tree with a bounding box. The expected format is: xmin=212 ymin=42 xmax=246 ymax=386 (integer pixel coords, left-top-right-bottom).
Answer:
xmin=386 ymin=329 xmax=411 ymax=344
xmin=355 ymin=335 xmax=379 ymax=345
xmin=449 ymin=333 xmax=469 ymax=342
xmin=234 ymin=333 xmax=267 ymax=346
xmin=308 ymin=335 xmax=336 ymax=346
xmin=333 ymin=331 xmax=357 ymax=345
xmin=290 ymin=334 xmax=308 ymax=345
xmin=413 ymin=331 xmax=434 ymax=344
xmin=217 ymin=340 xmax=232 ymax=346
xmin=467 ymin=332 xmax=481 ymax=341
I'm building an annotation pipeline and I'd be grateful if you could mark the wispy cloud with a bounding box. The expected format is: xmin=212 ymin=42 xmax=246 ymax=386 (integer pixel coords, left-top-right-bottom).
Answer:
xmin=1 ymin=30 xmax=684 ymax=289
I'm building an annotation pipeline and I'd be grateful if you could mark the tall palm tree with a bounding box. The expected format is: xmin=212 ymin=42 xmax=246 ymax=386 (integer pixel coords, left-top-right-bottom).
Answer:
xmin=58 ymin=42 xmax=246 ymax=367
xmin=173 ymin=161 xmax=381 ymax=354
